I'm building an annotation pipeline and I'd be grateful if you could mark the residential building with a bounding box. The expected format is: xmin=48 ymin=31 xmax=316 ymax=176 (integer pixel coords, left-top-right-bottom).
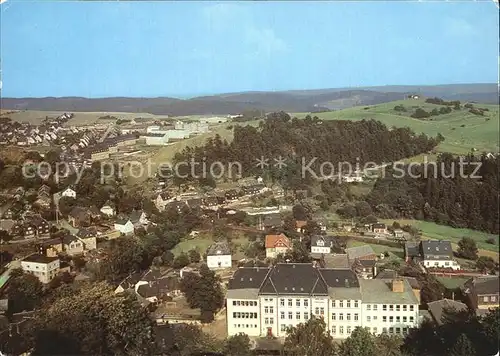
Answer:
xmin=206 ymin=241 xmax=232 ymax=270
xmin=393 ymin=229 xmax=405 ymax=239
xmin=261 ymin=213 xmax=282 ymax=231
xmin=462 ymin=276 xmax=499 ymax=312
xmin=310 ymin=235 xmax=336 ymax=255
xmin=61 ymin=187 xmax=77 ymax=199
xmin=226 ymin=264 xmax=419 ymax=338
xmin=21 ymin=254 xmax=60 ymax=284
xmin=265 ymin=233 xmax=292 ymax=259
xmin=426 ymin=299 xmax=468 ymax=326
xmin=130 ymin=210 xmax=149 ymax=227
xmin=345 ymin=245 xmax=378 ymax=279
xmin=420 ymin=240 xmax=460 ymax=270
xmin=372 ymin=223 xmax=387 ymax=235
xmin=114 ymin=218 xmax=135 ymax=235
xmin=100 ymin=200 xmax=116 ymax=216
xmin=68 ymin=207 xmax=91 ymax=227
xmin=295 ymin=220 xmax=307 ymax=233
xmin=155 ymin=192 xmax=173 ymax=211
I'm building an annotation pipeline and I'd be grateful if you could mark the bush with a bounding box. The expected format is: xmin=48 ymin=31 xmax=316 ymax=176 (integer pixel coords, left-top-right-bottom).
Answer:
xmin=486 ymin=237 xmax=496 ymax=245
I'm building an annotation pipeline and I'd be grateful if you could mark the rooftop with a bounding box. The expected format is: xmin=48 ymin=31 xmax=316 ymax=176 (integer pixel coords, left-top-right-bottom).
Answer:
xmin=207 ymin=241 xmax=231 ymax=256
xmin=427 ymin=299 xmax=469 ymax=326
xmin=359 ymin=279 xmax=419 ymax=304
xmin=421 ymin=240 xmax=453 ymax=258
xmin=346 ymin=245 xmax=376 ymax=260
xmin=22 ymin=253 xmax=59 ymax=264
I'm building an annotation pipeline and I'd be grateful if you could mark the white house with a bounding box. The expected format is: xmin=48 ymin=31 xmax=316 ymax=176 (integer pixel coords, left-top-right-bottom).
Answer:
xmin=226 ymin=264 xmax=419 ymax=339
xmin=100 ymin=201 xmax=116 ymax=217
xmin=420 ymin=240 xmax=460 ymax=270
xmin=61 ymin=187 xmax=77 ymax=198
xmin=114 ymin=218 xmax=135 ymax=235
xmin=310 ymin=236 xmax=335 ymax=255
xmin=21 ymin=254 xmax=60 ymax=284
xmin=206 ymin=242 xmax=232 ymax=270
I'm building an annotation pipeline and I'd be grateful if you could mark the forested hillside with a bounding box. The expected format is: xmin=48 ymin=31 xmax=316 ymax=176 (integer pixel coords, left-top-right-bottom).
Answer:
xmin=172 ymin=111 xmax=443 ymax=187
xmin=366 ymin=154 xmax=499 ymax=234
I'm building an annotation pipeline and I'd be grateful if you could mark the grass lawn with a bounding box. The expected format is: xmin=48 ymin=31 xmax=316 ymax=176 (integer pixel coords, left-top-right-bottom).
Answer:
xmin=293 ymin=99 xmax=499 ymax=155
xmin=346 ymin=239 xmax=405 ymax=261
xmin=381 ymin=219 xmax=499 ymax=252
xmin=171 ymin=236 xmax=214 ymax=256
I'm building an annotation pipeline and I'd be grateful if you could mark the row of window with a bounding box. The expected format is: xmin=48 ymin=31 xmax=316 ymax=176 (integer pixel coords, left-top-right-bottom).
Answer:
xmin=264 ymin=306 xmax=274 ymax=314
xmin=331 ymin=300 xmax=359 ymax=308
xmin=331 ymin=326 xmax=410 ymax=335
xmin=232 ymin=300 xmax=258 ymax=307
xmin=331 ymin=313 xmax=359 ymax=321
xmin=280 ymin=311 xmax=311 ymax=320
xmin=380 ymin=304 xmax=415 ymax=312
xmin=264 ymin=317 xmax=274 ymax=325
xmin=279 ymin=299 xmax=310 ymax=307
xmin=482 ymin=296 xmax=497 ymax=302
xmin=381 ymin=316 xmax=415 ymax=323
xmin=232 ymin=312 xmax=258 ymax=319
xmin=233 ymin=324 xmax=258 ymax=329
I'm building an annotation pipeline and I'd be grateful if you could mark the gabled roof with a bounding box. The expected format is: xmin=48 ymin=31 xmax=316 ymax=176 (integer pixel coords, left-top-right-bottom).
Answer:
xmin=421 ymin=240 xmax=453 ymax=259
xmin=68 ymin=206 xmax=89 ymax=219
xmin=259 ymin=263 xmax=328 ymax=296
xmin=186 ymin=198 xmax=202 ymax=209
xmin=129 ymin=210 xmax=145 ymax=224
xmin=228 ymin=267 xmax=270 ymax=290
xmin=207 ymin=241 xmax=231 ymax=256
xmin=311 ymin=235 xmax=334 ymax=247
xmin=115 ymin=217 xmax=132 ymax=225
xmin=464 ymin=276 xmax=499 ymax=295
xmin=263 ymin=213 xmax=282 ymax=227
xmin=404 ymin=242 xmax=420 ymax=258
xmin=345 ymin=245 xmax=376 ymax=260
xmin=76 ymin=228 xmax=96 ymax=239
xmin=427 ymin=299 xmax=468 ymax=326
xmin=265 ymin=233 xmax=291 ymax=249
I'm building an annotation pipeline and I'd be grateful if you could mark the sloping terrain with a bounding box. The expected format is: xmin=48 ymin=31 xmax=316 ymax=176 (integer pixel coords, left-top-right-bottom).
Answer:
xmin=2 ymin=83 xmax=497 ymax=115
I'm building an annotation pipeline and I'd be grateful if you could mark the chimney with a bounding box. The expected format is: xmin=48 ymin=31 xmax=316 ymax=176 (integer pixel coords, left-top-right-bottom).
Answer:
xmin=392 ymin=279 xmax=404 ymax=293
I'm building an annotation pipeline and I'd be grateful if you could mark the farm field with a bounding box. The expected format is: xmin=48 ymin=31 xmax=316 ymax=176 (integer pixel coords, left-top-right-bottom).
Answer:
xmin=293 ymin=99 xmax=500 ymax=155
xmin=381 ymin=219 xmax=499 ymax=252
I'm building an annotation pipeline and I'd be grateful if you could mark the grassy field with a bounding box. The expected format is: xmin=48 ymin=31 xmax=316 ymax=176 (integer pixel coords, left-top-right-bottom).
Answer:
xmin=347 ymin=239 xmax=405 ymax=261
xmin=381 ymin=219 xmax=498 ymax=252
xmin=293 ymin=99 xmax=499 ymax=155
xmin=171 ymin=236 xmax=214 ymax=256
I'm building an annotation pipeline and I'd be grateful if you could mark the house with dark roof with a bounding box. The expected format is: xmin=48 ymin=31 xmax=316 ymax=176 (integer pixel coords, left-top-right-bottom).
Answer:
xmin=201 ymin=196 xmax=219 ymax=210
xmin=166 ymin=200 xmax=188 ymax=213
xmin=426 ymin=299 xmax=469 ymax=326
xmin=404 ymin=242 xmax=420 ymax=263
xmin=129 ymin=210 xmax=148 ymax=227
xmin=265 ymin=233 xmax=291 ymax=259
xmin=114 ymin=217 xmax=134 ymax=235
xmin=310 ymin=235 xmax=336 ymax=255
xmin=206 ymin=241 xmax=232 ymax=270
xmin=226 ymin=263 xmax=419 ymax=339
xmin=371 ymin=223 xmax=387 ymax=235
xmin=461 ymin=276 xmax=499 ymax=312
xmin=420 ymin=240 xmax=460 ymax=270
xmin=261 ymin=213 xmax=282 ymax=231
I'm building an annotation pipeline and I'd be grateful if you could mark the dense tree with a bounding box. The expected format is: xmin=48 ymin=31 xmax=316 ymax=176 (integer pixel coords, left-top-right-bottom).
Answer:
xmin=367 ymin=155 xmax=499 ymax=234
xmin=340 ymin=327 xmax=378 ymax=356
xmin=7 ymin=268 xmax=44 ymax=313
xmin=448 ymin=334 xmax=476 ymax=356
xmin=173 ymin=252 xmax=190 ymax=269
xmin=0 ymin=230 xmax=12 ymax=243
xmin=355 ymin=201 xmax=372 ymax=217
xmin=188 ymin=249 xmax=201 ymax=263
xmin=283 ymin=317 xmax=337 ymax=356
xmin=457 ymin=237 xmax=478 ymax=260
xmin=179 ymin=264 xmax=224 ymax=322
xmin=475 ymin=256 xmax=496 ymax=273
xmin=98 ymin=237 xmax=147 ymax=283
xmin=223 ymin=333 xmax=252 ymax=356
xmin=28 ymin=282 xmax=155 ymax=355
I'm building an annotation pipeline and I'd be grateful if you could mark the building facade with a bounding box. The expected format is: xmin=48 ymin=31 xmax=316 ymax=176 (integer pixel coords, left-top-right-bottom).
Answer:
xmin=226 ymin=264 xmax=419 ymax=339
xmin=21 ymin=254 xmax=60 ymax=284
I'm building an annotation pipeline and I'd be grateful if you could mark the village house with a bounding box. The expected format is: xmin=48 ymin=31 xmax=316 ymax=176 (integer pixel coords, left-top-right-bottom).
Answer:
xmin=405 ymin=240 xmax=461 ymax=270
xmin=461 ymin=276 xmax=499 ymax=313
xmin=61 ymin=187 xmax=77 ymax=199
xmin=371 ymin=223 xmax=387 ymax=235
xmin=130 ymin=210 xmax=149 ymax=228
xmin=154 ymin=192 xmax=172 ymax=212
xmin=310 ymin=235 xmax=336 ymax=255
xmin=261 ymin=213 xmax=282 ymax=231
xmin=425 ymin=299 xmax=468 ymax=326
xmin=21 ymin=253 xmax=61 ymax=284
xmin=114 ymin=217 xmax=135 ymax=235
xmin=100 ymin=200 xmax=116 ymax=217
xmin=346 ymin=245 xmax=378 ymax=279
xmin=206 ymin=241 xmax=232 ymax=270
xmin=165 ymin=200 xmax=187 ymax=214
xmin=76 ymin=228 xmax=98 ymax=251
xmin=201 ymin=196 xmax=219 ymax=210
xmin=265 ymin=233 xmax=292 ymax=259
xmin=224 ymin=189 xmax=239 ymax=201
xmin=295 ymin=220 xmax=308 ymax=233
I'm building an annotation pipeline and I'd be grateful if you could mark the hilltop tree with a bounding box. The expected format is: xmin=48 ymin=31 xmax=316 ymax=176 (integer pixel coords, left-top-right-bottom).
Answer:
xmin=283 ymin=317 xmax=337 ymax=356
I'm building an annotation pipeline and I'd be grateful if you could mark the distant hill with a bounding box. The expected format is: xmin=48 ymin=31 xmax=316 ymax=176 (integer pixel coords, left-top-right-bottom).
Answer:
xmin=1 ymin=83 xmax=497 ymax=115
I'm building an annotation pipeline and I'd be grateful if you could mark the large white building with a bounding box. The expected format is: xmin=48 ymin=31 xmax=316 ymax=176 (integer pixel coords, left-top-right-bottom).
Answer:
xmin=21 ymin=254 xmax=60 ymax=284
xmin=226 ymin=263 xmax=419 ymax=339
xmin=405 ymin=240 xmax=460 ymax=271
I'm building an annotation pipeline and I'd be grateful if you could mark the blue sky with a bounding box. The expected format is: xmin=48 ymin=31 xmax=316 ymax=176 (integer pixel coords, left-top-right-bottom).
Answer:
xmin=1 ymin=1 xmax=498 ymax=98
